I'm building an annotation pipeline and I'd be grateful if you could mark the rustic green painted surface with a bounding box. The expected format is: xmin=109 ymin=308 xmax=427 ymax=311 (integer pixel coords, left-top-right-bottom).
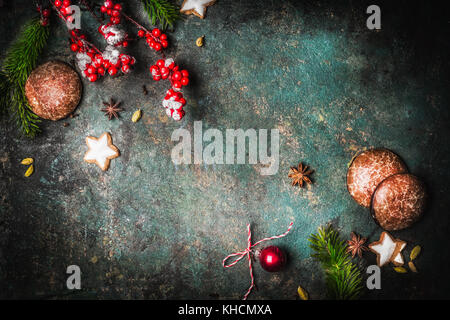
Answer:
xmin=1 ymin=0 xmax=450 ymax=299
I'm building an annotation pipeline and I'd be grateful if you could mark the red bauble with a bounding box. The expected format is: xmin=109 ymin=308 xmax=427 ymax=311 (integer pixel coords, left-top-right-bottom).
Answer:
xmin=258 ymin=246 xmax=286 ymax=272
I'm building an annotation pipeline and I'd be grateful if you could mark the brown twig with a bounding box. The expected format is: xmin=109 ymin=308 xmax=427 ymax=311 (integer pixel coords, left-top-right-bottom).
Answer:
xmin=78 ymin=0 xmax=103 ymax=24
xmin=122 ymin=12 xmax=150 ymax=33
xmin=122 ymin=12 xmax=165 ymax=57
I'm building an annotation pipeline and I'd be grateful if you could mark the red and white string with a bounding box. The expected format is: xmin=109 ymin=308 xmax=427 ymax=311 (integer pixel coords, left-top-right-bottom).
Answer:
xmin=222 ymin=222 xmax=294 ymax=300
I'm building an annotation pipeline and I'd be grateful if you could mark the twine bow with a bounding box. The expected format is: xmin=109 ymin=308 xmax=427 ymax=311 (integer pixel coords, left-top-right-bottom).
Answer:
xmin=222 ymin=222 xmax=294 ymax=300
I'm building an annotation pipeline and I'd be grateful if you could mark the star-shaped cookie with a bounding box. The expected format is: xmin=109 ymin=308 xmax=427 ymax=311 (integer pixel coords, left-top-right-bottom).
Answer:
xmin=368 ymin=231 xmax=406 ymax=267
xmin=84 ymin=132 xmax=120 ymax=171
xmin=180 ymin=0 xmax=216 ymax=19
xmin=391 ymin=242 xmax=406 ymax=266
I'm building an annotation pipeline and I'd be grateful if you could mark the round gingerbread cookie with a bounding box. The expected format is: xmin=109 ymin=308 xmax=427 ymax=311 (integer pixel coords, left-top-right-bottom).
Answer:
xmin=25 ymin=61 xmax=82 ymax=121
xmin=347 ymin=148 xmax=408 ymax=208
xmin=371 ymin=173 xmax=427 ymax=231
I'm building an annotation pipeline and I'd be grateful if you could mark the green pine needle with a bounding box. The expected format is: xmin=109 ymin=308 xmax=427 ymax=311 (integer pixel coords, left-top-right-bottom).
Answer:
xmin=1 ymin=18 xmax=49 ymax=137
xmin=308 ymin=225 xmax=364 ymax=300
xmin=141 ymin=0 xmax=181 ymax=29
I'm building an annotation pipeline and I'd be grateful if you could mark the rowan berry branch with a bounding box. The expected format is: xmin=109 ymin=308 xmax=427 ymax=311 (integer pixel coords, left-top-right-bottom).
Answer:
xmin=49 ymin=0 xmax=102 ymax=54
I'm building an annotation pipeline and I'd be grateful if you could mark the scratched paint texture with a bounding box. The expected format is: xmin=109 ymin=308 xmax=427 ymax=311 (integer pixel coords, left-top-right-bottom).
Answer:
xmin=1 ymin=0 xmax=450 ymax=299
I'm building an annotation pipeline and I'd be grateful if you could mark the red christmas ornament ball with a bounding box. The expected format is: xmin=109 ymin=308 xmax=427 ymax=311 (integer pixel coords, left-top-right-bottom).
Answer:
xmin=258 ymin=246 xmax=286 ymax=272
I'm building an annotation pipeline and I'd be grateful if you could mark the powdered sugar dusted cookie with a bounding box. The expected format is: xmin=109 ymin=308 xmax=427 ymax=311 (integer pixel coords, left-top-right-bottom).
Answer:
xmin=180 ymin=0 xmax=216 ymax=19
xmin=368 ymin=231 xmax=406 ymax=267
xmin=391 ymin=242 xmax=407 ymax=266
xmin=84 ymin=132 xmax=120 ymax=171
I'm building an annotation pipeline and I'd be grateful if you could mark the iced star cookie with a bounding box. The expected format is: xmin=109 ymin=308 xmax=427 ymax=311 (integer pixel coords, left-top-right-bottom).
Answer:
xmin=84 ymin=132 xmax=120 ymax=171
xmin=368 ymin=231 xmax=406 ymax=267
xmin=180 ymin=0 xmax=216 ymax=19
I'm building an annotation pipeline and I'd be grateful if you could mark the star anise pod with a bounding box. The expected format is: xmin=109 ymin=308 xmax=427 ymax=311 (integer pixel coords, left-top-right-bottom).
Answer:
xmin=288 ymin=162 xmax=313 ymax=187
xmin=347 ymin=232 xmax=368 ymax=258
xmin=101 ymin=98 xmax=123 ymax=120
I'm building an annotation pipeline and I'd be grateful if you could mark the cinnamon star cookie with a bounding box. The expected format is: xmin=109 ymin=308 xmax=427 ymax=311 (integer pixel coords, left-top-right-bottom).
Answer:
xmin=368 ymin=231 xmax=406 ymax=267
xmin=180 ymin=0 xmax=216 ymax=19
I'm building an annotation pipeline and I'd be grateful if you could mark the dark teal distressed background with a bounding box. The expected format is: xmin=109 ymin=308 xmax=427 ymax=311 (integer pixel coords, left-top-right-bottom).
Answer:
xmin=1 ymin=0 xmax=450 ymax=299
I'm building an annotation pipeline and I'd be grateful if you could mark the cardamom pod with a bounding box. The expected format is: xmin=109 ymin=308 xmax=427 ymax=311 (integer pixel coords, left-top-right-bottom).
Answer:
xmin=196 ymin=35 xmax=205 ymax=47
xmin=132 ymin=109 xmax=142 ymax=123
xmin=24 ymin=164 xmax=34 ymax=177
xmin=21 ymin=158 xmax=34 ymax=165
xmin=410 ymin=245 xmax=421 ymax=260
xmin=408 ymin=261 xmax=418 ymax=273
xmin=393 ymin=266 xmax=407 ymax=273
xmin=297 ymin=285 xmax=309 ymax=300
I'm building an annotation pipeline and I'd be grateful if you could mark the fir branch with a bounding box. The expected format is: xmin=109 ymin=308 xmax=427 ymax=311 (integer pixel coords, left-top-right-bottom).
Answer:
xmin=10 ymin=85 xmax=42 ymax=138
xmin=141 ymin=0 xmax=181 ymax=29
xmin=1 ymin=18 xmax=49 ymax=137
xmin=308 ymin=225 xmax=364 ymax=300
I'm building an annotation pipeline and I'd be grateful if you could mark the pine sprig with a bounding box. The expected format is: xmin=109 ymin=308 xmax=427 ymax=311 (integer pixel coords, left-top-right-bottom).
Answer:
xmin=308 ymin=225 xmax=364 ymax=300
xmin=141 ymin=0 xmax=181 ymax=29
xmin=1 ymin=18 xmax=49 ymax=137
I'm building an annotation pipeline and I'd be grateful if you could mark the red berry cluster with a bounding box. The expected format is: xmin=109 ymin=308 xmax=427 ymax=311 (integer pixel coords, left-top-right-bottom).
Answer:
xmin=52 ymin=0 xmax=134 ymax=82
xmin=150 ymin=59 xmax=189 ymax=89
xmin=150 ymin=58 xmax=189 ymax=120
xmin=100 ymin=0 xmax=123 ymax=25
xmin=53 ymin=0 xmax=75 ymax=20
xmin=51 ymin=0 xmax=189 ymax=120
xmin=163 ymin=89 xmax=186 ymax=121
xmin=69 ymin=30 xmax=134 ymax=82
xmin=69 ymin=30 xmax=87 ymax=53
xmin=98 ymin=24 xmax=129 ymax=47
xmin=138 ymin=28 xmax=168 ymax=52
